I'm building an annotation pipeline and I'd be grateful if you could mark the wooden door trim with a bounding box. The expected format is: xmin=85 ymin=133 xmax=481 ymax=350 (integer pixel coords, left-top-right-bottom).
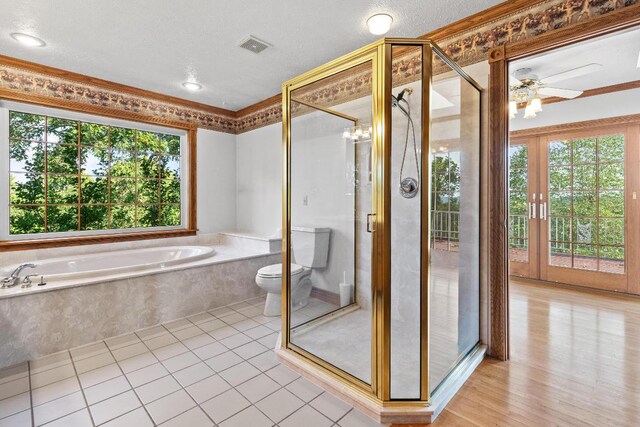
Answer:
xmin=511 ymin=114 xmax=640 ymax=138
xmin=488 ymin=6 xmax=640 ymax=361
xmin=625 ymin=124 xmax=640 ymax=295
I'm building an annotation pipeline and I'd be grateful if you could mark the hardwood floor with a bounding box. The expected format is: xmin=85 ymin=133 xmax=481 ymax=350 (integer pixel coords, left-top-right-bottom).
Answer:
xmin=432 ymin=280 xmax=640 ymax=426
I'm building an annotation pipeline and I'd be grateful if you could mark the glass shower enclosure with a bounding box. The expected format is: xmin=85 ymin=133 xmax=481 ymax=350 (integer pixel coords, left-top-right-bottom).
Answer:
xmin=280 ymin=38 xmax=482 ymax=407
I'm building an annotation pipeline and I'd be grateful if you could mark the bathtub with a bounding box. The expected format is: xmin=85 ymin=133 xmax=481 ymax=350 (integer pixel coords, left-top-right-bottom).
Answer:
xmin=0 ymin=236 xmax=280 ymax=368
xmin=0 ymin=245 xmax=215 ymax=283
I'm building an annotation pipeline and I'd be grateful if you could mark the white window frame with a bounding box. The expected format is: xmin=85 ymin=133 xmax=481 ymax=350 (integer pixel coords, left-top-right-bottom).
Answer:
xmin=0 ymin=101 xmax=189 ymax=241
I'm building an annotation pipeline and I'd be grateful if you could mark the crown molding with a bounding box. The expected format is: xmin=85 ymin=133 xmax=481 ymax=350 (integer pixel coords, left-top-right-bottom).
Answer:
xmin=1 ymin=0 xmax=636 ymax=135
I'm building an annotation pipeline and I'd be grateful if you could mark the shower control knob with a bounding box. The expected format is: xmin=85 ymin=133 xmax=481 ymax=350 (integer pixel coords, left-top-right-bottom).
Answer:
xmin=400 ymin=177 xmax=419 ymax=199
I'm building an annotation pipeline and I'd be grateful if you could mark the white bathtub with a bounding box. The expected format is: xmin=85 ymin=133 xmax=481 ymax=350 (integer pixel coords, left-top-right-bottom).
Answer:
xmin=0 ymin=246 xmax=216 ymax=283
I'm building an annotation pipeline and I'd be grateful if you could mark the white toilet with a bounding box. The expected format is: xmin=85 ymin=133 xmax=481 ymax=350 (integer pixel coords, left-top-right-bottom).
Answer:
xmin=256 ymin=226 xmax=330 ymax=316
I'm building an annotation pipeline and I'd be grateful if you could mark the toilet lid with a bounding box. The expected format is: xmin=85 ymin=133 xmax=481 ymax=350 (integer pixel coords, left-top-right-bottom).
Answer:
xmin=257 ymin=263 xmax=304 ymax=278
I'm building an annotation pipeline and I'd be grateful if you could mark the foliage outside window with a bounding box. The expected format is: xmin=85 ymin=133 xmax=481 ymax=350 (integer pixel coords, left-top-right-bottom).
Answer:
xmin=8 ymin=111 xmax=182 ymax=236
xmin=431 ymin=152 xmax=460 ymax=252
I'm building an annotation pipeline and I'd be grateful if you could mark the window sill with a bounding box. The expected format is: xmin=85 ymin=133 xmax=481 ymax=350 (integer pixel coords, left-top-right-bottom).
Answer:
xmin=0 ymin=229 xmax=197 ymax=252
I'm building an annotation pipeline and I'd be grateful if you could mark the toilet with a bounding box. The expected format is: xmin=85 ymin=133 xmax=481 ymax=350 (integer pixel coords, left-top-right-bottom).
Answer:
xmin=256 ymin=226 xmax=330 ymax=316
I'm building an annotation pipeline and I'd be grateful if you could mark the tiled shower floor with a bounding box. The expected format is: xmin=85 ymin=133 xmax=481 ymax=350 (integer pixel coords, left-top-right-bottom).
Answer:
xmin=0 ymin=296 xmax=383 ymax=427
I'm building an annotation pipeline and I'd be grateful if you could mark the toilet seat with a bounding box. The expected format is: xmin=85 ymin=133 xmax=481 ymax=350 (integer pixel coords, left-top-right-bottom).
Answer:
xmin=257 ymin=263 xmax=304 ymax=278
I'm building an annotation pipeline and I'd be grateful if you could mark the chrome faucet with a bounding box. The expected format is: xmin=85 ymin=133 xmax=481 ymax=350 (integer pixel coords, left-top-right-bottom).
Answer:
xmin=1 ymin=263 xmax=36 ymax=288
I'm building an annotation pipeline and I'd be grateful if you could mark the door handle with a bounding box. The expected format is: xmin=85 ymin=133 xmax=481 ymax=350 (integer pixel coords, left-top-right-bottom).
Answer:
xmin=539 ymin=202 xmax=547 ymax=220
xmin=528 ymin=202 xmax=536 ymax=219
xmin=366 ymin=214 xmax=376 ymax=233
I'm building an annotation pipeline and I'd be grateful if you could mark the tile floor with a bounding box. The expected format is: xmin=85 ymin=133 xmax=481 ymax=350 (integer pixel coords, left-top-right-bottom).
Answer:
xmin=0 ymin=296 xmax=384 ymax=427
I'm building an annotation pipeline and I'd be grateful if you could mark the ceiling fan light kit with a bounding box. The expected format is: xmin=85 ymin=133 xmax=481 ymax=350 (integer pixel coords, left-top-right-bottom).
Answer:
xmin=509 ymin=64 xmax=602 ymax=119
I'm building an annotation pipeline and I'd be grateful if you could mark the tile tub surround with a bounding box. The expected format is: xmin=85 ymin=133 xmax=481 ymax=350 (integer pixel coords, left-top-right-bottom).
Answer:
xmin=217 ymin=231 xmax=282 ymax=255
xmin=0 ymin=253 xmax=280 ymax=370
xmin=0 ymin=297 xmax=383 ymax=427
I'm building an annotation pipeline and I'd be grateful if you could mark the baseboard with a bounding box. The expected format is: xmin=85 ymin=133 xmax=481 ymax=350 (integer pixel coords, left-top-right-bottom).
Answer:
xmin=310 ymin=287 xmax=340 ymax=305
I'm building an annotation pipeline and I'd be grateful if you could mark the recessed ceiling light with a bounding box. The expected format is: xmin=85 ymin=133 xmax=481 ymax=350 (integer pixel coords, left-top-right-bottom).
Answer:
xmin=10 ymin=32 xmax=46 ymax=47
xmin=367 ymin=14 xmax=393 ymax=35
xmin=182 ymin=81 xmax=202 ymax=91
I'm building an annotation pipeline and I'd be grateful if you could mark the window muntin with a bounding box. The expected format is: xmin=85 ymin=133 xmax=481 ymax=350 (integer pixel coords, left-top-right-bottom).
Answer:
xmin=8 ymin=110 xmax=184 ymax=236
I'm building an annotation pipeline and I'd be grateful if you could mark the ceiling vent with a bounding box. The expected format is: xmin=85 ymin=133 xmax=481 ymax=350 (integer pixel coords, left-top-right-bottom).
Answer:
xmin=238 ymin=35 xmax=272 ymax=54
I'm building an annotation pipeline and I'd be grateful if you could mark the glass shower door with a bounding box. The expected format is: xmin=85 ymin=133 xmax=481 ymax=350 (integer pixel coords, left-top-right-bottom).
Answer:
xmin=285 ymin=60 xmax=375 ymax=387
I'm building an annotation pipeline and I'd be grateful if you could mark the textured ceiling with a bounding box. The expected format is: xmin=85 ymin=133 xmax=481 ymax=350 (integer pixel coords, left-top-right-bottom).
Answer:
xmin=0 ymin=0 xmax=502 ymax=110
xmin=511 ymin=27 xmax=640 ymax=93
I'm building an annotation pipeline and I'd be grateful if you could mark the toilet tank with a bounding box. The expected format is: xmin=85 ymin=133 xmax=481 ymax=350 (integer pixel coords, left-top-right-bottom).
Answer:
xmin=291 ymin=226 xmax=331 ymax=268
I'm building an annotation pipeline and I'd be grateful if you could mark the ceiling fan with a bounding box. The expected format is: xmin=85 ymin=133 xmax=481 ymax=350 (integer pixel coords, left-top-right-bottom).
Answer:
xmin=509 ymin=63 xmax=603 ymax=118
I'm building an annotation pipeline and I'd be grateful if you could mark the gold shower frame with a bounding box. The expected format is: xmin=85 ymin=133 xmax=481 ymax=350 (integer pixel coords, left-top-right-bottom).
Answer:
xmin=281 ymin=38 xmax=481 ymax=405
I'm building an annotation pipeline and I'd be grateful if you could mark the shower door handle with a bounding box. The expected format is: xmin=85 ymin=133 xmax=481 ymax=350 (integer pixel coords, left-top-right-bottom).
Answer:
xmin=366 ymin=214 xmax=376 ymax=233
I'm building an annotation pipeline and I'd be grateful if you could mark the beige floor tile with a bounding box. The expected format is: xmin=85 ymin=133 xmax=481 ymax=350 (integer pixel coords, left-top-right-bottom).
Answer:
xmin=125 ymin=363 xmax=170 ymax=388
xmin=235 ymin=374 xmax=280 ymax=403
xmin=135 ymin=375 xmax=181 ymax=404
xmin=310 ymin=392 xmax=352 ymax=422
xmin=162 ymin=351 xmax=200 ymax=373
xmin=219 ymin=406 xmax=272 ymax=427
xmin=200 ymin=389 xmax=250 ymax=424
xmin=89 ymin=389 xmax=141 ymax=425
xmin=185 ymin=375 xmax=231 ymax=404
xmin=145 ymin=389 xmax=196 ymax=424
xmin=78 ymin=364 xmax=121 ymax=389
xmin=218 ymin=361 xmax=260 ymax=387
xmin=152 ymin=342 xmax=189 ymax=361
xmin=0 ymin=393 xmax=30 ymax=420
xmin=83 ymin=376 xmax=131 ymax=405
xmin=286 ymin=377 xmax=324 ymax=402
xmin=159 ymin=406 xmax=213 ymax=427
xmin=265 ymin=364 xmax=299 ymax=386
xmin=338 ymin=409 xmax=385 ymax=426
xmin=173 ymin=362 xmax=215 ymax=387
xmin=193 ymin=342 xmax=227 ymax=360
xmin=102 ymin=407 xmax=153 ymax=427
xmin=31 ymin=376 xmax=80 ymax=406
xmin=44 ymin=408 xmax=92 ymax=427
xmin=255 ymin=388 xmax=304 ymax=423
xmin=33 ymin=391 xmax=86 ymax=426
xmin=111 ymin=342 xmax=148 ymax=362
xmin=73 ymin=351 xmax=116 ymax=374
xmin=280 ymin=405 xmax=333 ymax=427
xmin=105 ymin=333 xmax=142 ymax=350
xmin=204 ymin=351 xmax=243 ymax=372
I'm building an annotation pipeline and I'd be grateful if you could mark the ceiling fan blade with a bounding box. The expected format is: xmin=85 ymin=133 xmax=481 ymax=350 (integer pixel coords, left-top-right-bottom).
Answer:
xmin=538 ymin=87 xmax=583 ymax=99
xmin=509 ymin=75 xmax=522 ymax=87
xmin=540 ymin=63 xmax=603 ymax=85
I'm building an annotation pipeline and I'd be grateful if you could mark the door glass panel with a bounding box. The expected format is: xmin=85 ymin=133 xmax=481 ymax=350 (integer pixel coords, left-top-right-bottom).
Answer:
xmin=390 ymin=45 xmax=422 ymax=399
xmin=547 ymin=134 xmax=625 ymax=273
xmin=509 ymin=144 xmax=529 ymax=263
xmin=428 ymin=50 xmax=481 ymax=394
xmin=288 ymin=61 xmax=373 ymax=384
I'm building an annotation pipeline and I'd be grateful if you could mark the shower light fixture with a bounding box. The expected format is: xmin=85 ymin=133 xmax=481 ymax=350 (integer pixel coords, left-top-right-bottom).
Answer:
xmin=182 ymin=81 xmax=202 ymax=91
xmin=343 ymin=124 xmax=371 ymax=142
xmin=367 ymin=14 xmax=393 ymax=35
xmin=10 ymin=33 xmax=46 ymax=47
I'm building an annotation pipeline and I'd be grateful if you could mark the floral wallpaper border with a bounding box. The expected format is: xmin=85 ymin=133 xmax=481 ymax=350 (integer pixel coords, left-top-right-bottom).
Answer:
xmin=1 ymin=0 xmax=636 ymax=135
xmin=237 ymin=0 xmax=638 ymax=133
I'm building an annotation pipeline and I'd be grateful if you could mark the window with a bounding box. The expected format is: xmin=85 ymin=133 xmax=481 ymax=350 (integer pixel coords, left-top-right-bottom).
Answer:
xmin=3 ymin=105 xmax=189 ymax=241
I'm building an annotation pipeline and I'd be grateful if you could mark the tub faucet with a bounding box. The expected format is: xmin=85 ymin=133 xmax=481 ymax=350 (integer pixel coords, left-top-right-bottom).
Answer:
xmin=1 ymin=263 xmax=36 ymax=288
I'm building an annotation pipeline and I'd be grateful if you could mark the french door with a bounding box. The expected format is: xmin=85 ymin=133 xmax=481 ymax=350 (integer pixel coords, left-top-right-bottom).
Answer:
xmin=509 ymin=124 xmax=640 ymax=294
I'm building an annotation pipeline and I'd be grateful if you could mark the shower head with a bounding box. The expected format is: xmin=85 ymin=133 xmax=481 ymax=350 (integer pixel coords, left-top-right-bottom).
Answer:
xmin=392 ymin=88 xmax=413 ymax=113
xmin=396 ymin=87 xmax=413 ymax=102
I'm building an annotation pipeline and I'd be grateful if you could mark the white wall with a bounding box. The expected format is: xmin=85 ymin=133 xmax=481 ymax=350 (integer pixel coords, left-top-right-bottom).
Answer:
xmin=197 ymin=129 xmax=237 ymax=233
xmin=235 ymin=124 xmax=282 ymax=236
